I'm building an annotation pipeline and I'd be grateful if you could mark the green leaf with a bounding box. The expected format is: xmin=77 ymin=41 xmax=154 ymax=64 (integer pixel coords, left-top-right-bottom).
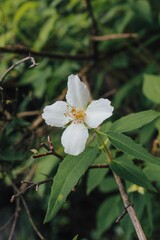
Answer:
xmin=94 ymin=196 xmax=120 ymax=239
xmin=139 ymin=122 xmax=155 ymax=145
xmin=143 ymin=164 xmax=160 ymax=182
xmin=44 ymin=147 xmax=98 ymax=223
xmin=110 ymin=158 xmax=155 ymax=191
xmin=143 ymin=74 xmax=160 ymax=103
xmin=99 ymin=176 xmax=117 ymax=193
xmin=110 ymin=110 xmax=160 ymax=133
xmin=87 ymin=153 xmax=108 ymax=194
xmin=72 ymin=235 xmax=79 ymax=240
xmin=33 ymin=155 xmax=59 ymax=197
xmin=107 ymin=131 xmax=160 ymax=165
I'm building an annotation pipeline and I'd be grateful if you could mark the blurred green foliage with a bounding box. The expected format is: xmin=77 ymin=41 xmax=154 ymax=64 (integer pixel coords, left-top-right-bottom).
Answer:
xmin=1 ymin=0 xmax=160 ymax=239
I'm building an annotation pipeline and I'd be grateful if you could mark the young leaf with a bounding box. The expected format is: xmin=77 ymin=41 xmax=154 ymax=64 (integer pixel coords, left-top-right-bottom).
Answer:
xmin=107 ymin=131 xmax=160 ymax=166
xmin=110 ymin=110 xmax=160 ymax=133
xmin=44 ymin=147 xmax=98 ymax=223
xmin=143 ymin=74 xmax=160 ymax=103
xmin=110 ymin=158 xmax=155 ymax=191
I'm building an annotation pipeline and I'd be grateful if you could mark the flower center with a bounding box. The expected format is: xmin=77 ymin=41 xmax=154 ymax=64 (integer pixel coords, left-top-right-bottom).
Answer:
xmin=71 ymin=108 xmax=86 ymax=122
xmin=65 ymin=106 xmax=86 ymax=123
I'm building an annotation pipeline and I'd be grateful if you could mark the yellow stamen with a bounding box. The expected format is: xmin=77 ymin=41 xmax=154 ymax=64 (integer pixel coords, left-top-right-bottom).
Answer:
xmin=65 ymin=107 xmax=86 ymax=123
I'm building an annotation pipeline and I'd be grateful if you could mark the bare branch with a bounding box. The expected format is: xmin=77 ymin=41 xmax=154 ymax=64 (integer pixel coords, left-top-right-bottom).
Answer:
xmin=21 ymin=197 xmax=46 ymax=240
xmin=10 ymin=177 xmax=53 ymax=202
xmin=89 ymin=164 xmax=109 ymax=169
xmin=8 ymin=197 xmax=21 ymax=240
xmin=11 ymin=181 xmax=46 ymax=240
xmin=91 ymin=33 xmax=138 ymax=41
xmin=0 ymin=46 xmax=93 ymax=61
xmin=85 ymin=0 xmax=99 ymax=60
xmin=35 ymin=137 xmax=64 ymax=161
xmin=115 ymin=203 xmax=133 ymax=223
xmin=113 ymin=173 xmax=147 ymax=240
xmin=32 ymin=152 xmax=54 ymax=159
xmin=17 ymin=110 xmax=40 ymax=118
xmin=0 ymin=55 xmax=38 ymax=83
xmin=0 ymin=214 xmax=14 ymax=232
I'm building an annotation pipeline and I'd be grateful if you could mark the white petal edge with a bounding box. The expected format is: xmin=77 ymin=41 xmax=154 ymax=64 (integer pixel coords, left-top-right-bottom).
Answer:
xmin=84 ymin=98 xmax=114 ymax=128
xmin=61 ymin=123 xmax=89 ymax=155
xmin=42 ymin=101 xmax=70 ymax=127
xmin=66 ymin=74 xmax=91 ymax=109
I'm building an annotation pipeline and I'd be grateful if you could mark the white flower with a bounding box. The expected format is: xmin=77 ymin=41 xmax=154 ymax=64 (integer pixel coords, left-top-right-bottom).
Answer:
xmin=42 ymin=74 xmax=114 ymax=156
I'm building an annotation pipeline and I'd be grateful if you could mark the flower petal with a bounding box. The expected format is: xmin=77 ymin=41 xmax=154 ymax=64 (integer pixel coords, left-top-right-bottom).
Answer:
xmin=42 ymin=101 xmax=70 ymax=127
xmin=85 ymin=98 xmax=114 ymax=128
xmin=66 ymin=74 xmax=91 ymax=109
xmin=61 ymin=123 xmax=89 ymax=155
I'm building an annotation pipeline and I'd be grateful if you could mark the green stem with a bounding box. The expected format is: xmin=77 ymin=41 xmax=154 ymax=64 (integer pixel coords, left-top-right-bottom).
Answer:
xmin=94 ymin=129 xmax=112 ymax=161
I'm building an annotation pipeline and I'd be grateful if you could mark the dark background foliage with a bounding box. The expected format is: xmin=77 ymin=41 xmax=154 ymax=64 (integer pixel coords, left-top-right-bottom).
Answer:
xmin=0 ymin=0 xmax=160 ymax=239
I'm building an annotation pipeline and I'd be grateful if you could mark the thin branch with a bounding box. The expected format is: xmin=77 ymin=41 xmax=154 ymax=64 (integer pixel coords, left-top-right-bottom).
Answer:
xmin=48 ymin=136 xmax=64 ymax=160
xmin=41 ymin=143 xmax=50 ymax=151
xmin=8 ymin=197 xmax=21 ymax=240
xmin=101 ymin=88 xmax=116 ymax=98
xmin=29 ymin=116 xmax=43 ymax=130
xmin=17 ymin=110 xmax=40 ymax=118
xmin=19 ymin=164 xmax=38 ymax=191
xmin=89 ymin=163 xmax=109 ymax=169
xmin=0 ymin=55 xmax=38 ymax=83
xmin=85 ymin=0 xmax=99 ymax=60
xmin=32 ymin=152 xmax=54 ymax=159
xmin=21 ymin=196 xmax=46 ymax=240
xmin=10 ymin=162 xmax=109 ymax=202
xmin=11 ymin=163 xmax=108 ymax=203
xmin=0 ymin=214 xmax=14 ymax=232
xmin=11 ymin=181 xmax=46 ymax=240
xmin=39 ymin=137 xmax=64 ymax=161
xmin=113 ymin=173 xmax=147 ymax=240
xmin=0 ymin=46 xmax=93 ymax=61
xmin=91 ymin=33 xmax=138 ymax=41
xmin=115 ymin=203 xmax=133 ymax=223
xmin=10 ymin=177 xmax=53 ymax=202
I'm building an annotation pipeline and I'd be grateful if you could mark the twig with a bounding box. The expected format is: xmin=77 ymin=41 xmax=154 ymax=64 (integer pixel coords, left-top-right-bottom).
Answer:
xmin=0 ymin=46 xmax=93 ymax=61
xmin=32 ymin=152 xmax=54 ymax=159
xmin=48 ymin=136 xmax=64 ymax=160
xmin=91 ymin=33 xmax=138 ymax=41
xmin=19 ymin=164 xmax=38 ymax=191
xmin=115 ymin=203 xmax=133 ymax=223
xmin=21 ymin=196 xmax=46 ymax=240
xmin=41 ymin=143 xmax=50 ymax=151
xmin=89 ymin=164 xmax=109 ymax=169
xmin=8 ymin=197 xmax=21 ymax=240
xmin=0 ymin=214 xmax=14 ymax=232
xmin=38 ymin=137 xmax=64 ymax=161
xmin=10 ymin=163 xmax=109 ymax=202
xmin=85 ymin=0 xmax=98 ymax=60
xmin=10 ymin=177 xmax=53 ymax=202
xmin=17 ymin=110 xmax=40 ymax=118
xmin=113 ymin=173 xmax=147 ymax=240
xmin=0 ymin=55 xmax=38 ymax=83
xmin=11 ymin=181 xmax=46 ymax=240
xmin=29 ymin=116 xmax=43 ymax=130
xmin=101 ymin=88 xmax=116 ymax=98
